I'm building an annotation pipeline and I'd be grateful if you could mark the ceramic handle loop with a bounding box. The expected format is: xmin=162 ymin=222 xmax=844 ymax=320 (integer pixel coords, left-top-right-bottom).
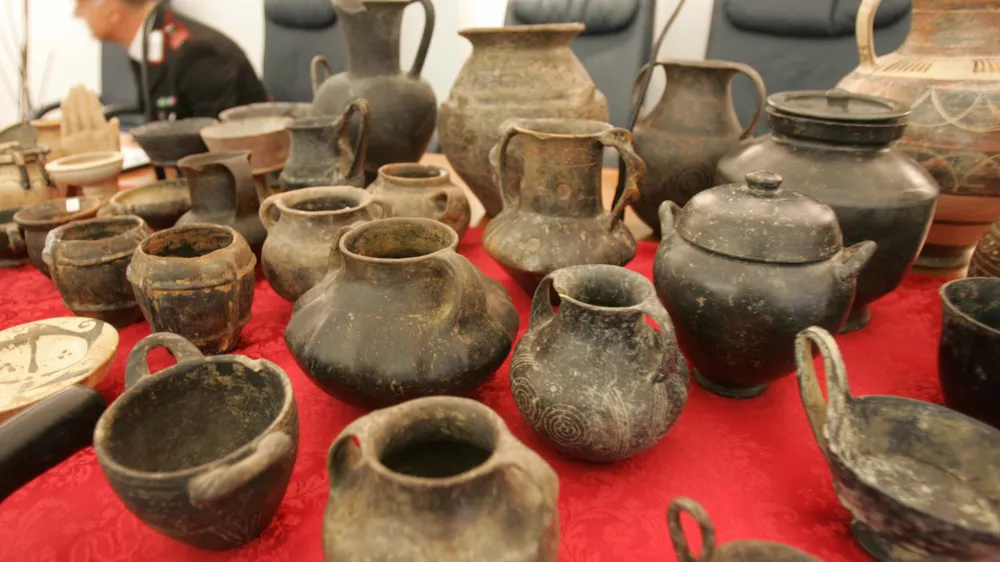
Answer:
xmin=795 ymin=326 xmax=853 ymax=456
xmin=432 ymin=251 xmax=475 ymax=328
xmin=310 ymin=55 xmax=333 ymax=96
xmin=327 ymin=223 xmax=361 ymax=274
xmin=3 ymin=222 xmax=24 ymax=255
xmin=366 ymin=198 xmax=392 ymax=219
xmin=856 ymin=0 xmax=883 ymax=68
xmin=188 ymin=431 xmax=293 ymax=507
xmin=733 ymin=63 xmax=767 ymax=140
xmin=491 ymin=121 xmax=524 ymax=211
xmin=408 ymin=0 xmax=435 ymax=79
xmin=258 ymin=196 xmax=280 ymax=231
xmin=529 ymin=273 xmax=560 ymax=329
xmin=125 ymin=332 xmax=205 ymax=389
xmin=667 ymin=497 xmax=718 ymax=562
xmin=638 ymin=302 xmax=684 ymax=384
xmin=596 ymin=128 xmax=643 ymax=230
xmin=337 ymin=99 xmax=372 ymax=181
xmin=216 ymin=151 xmax=259 ymax=220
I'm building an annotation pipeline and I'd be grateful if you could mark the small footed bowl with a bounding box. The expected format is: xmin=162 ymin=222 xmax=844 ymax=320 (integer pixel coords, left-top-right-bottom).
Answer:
xmin=104 ymin=180 xmax=191 ymax=230
xmin=131 ymin=118 xmax=218 ymax=167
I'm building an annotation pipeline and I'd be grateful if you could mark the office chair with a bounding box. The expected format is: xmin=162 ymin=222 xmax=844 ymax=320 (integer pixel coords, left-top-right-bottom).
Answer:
xmin=263 ymin=0 xmax=345 ymax=103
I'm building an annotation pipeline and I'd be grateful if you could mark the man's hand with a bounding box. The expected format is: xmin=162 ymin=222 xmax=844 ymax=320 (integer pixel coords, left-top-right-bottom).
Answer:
xmin=59 ymin=85 xmax=120 ymax=156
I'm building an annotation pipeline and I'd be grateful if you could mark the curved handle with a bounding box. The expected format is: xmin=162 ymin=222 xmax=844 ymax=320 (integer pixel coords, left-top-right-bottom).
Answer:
xmin=327 ymin=222 xmax=361 ymax=274
xmin=3 ymin=222 xmax=24 ymax=255
xmin=432 ymin=251 xmax=475 ymax=327
xmin=258 ymin=193 xmax=280 ymax=231
xmin=217 ymin=151 xmax=260 ymax=220
xmin=658 ymin=200 xmax=682 ymax=242
xmin=327 ymin=429 xmax=366 ymax=488
xmin=188 ymin=431 xmax=293 ymax=507
xmin=125 ymin=332 xmax=205 ymax=389
xmin=337 ymin=99 xmax=371 ymax=181
xmin=0 ymin=385 xmax=106 ymax=503
xmin=490 ymin=121 xmax=524 ymax=211
xmin=528 ymin=272 xmax=559 ymax=330
xmin=596 ymin=127 xmax=644 ymax=231
xmin=856 ymin=0 xmax=883 ymax=69
xmin=732 ymin=63 xmax=767 ymax=140
xmin=366 ymin=198 xmax=392 ymax=219
xmin=407 ymin=0 xmax=435 ymax=79
xmin=638 ymin=301 xmax=684 ymax=384
xmin=311 ymin=55 xmax=333 ymax=96
xmin=667 ymin=497 xmax=718 ymax=562
xmin=795 ymin=326 xmax=853 ymax=455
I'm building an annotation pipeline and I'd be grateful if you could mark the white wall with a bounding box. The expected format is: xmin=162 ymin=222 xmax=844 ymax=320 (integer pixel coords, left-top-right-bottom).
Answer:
xmin=0 ymin=0 xmax=714 ymax=127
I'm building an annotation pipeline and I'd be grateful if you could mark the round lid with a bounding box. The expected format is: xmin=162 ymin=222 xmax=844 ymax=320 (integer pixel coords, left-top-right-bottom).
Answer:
xmin=767 ymin=89 xmax=909 ymax=122
xmin=677 ymin=171 xmax=844 ymax=264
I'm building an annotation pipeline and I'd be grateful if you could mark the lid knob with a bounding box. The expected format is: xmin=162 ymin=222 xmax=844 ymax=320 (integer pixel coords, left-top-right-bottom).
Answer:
xmin=744 ymin=171 xmax=783 ymax=192
xmin=825 ymin=89 xmax=852 ymax=111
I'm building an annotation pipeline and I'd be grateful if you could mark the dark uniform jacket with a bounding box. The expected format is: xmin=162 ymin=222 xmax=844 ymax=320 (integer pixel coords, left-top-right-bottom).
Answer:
xmin=131 ymin=7 xmax=269 ymax=120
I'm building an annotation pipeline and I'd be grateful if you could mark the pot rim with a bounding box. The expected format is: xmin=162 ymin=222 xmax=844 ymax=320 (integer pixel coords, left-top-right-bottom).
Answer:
xmin=272 ymin=185 xmax=374 ymax=217
xmin=44 ymin=215 xmax=148 ymax=267
xmin=459 ymin=22 xmax=585 ymax=38
xmin=135 ymin=223 xmax=240 ymax=262
xmin=109 ymin=179 xmax=189 ymax=208
xmin=339 ymin=217 xmax=458 ymax=264
xmin=218 ymin=102 xmax=311 ymax=122
xmin=46 ymin=214 xmax=146 ymax=246
xmin=503 ymin=117 xmax=615 ymax=141
xmin=13 ymin=196 xmax=102 ymax=228
xmin=176 ymin=150 xmax=251 ymax=170
xmin=940 ymin=277 xmax=1000 ymax=336
xmin=199 ymin=117 xmax=292 ymax=142
xmin=46 ymin=150 xmax=124 ymax=173
xmin=376 ymin=163 xmax=449 ymax=186
xmin=549 ymin=264 xmax=658 ymax=313
xmin=93 ymin=355 xmax=295 ymax=480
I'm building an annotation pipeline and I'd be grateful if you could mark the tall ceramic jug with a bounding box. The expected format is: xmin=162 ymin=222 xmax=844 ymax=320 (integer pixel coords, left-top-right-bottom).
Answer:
xmin=839 ymin=0 xmax=1000 ymax=269
xmin=311 ymin=0 xmax=436 ymax=178
xmin=482 ymin=118 xmax=642 ymax=294
xmin=279 ymin=99 xmax=371 ymax=190
xmin=177 ymin=151 xmax=266 ymax=254
xmin=438 ymin=23 xmax=609 ymax=218
xmin=630 ymin=60 xmax=765 ymax=234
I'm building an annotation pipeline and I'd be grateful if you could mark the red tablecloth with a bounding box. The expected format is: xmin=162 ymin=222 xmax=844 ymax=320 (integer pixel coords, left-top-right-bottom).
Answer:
xmin=0 ymin=228 xmax=947 ymax=562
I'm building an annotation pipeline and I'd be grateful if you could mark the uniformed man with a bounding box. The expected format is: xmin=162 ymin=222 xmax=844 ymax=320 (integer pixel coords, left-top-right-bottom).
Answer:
xmin=74 ymin=0 xmax=269 ymax=120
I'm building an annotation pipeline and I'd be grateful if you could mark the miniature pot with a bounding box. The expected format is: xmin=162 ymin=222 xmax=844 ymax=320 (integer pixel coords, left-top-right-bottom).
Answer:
xmin=367 ymin=163 xmax=470 ymax=240
xmin=14 ymin=196 xmax=102 ymax=277
xmin=127 ymin=224 xmax=256 ymax=354
xmin=654 ymin=172 xmax=876 ymax=398
xmin=43 ymin=216 xmax=151 ymax=327
xmin=483 ymin=118 xmax=642 ymax=294
xmin=129 ymin=118 xmax=218 ymax=167
xmin=511 ymin=265 xmax=688 ymax=462
xmin=939 ymin=277 xmax=1000 ymax=430
xmin=285 ymin=217 xmax=518 ymax=409
xmin=95 ymin=332 xmax=298 ymax=550
xmin=279 ymin=99 xmax=371 ymax=191
xmin=797 ymin=326 xmax=1000 ymax=561
xmin=260 ymin=186 xmax=390 ymax=302
xmin=668 ymin=498 xmax=821 ymax=561
xmin=45 ymin=151 xmax=124 ymax=203
xmin=717 ymin=89 xmax=939 ymax=332
xmin=0 ymin=207 xmax=27 ymax=267
xmin=219 ymin=102 xmax=312 ymax=122
xmin=324 ymin=396 xmax=559 ymax=561
xmin=103 ymin=179 xmax=191 ymax=230
xmin=969 ymin=218 xmax=1000 ymax=278
xmin=0 ymin=142 xmax=64 ymax=209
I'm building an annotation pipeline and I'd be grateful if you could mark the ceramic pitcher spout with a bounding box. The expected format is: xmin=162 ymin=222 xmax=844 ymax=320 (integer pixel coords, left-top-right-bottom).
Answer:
xmin=836 ymin=240 xmax=878 ymax=281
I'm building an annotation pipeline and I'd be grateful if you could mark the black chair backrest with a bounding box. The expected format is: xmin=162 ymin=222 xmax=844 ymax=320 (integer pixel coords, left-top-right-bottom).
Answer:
xmin=263 ymin=0 xmax=345 ymax=102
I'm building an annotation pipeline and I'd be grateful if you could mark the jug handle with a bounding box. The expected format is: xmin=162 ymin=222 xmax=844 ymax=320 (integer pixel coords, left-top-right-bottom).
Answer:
xmin=188 ymin=431 xmax=294 ymax=507
xmin=729 ymin=62 xmax=767 ymax=141
xmin=795 ymin=326 xmax=853 ymax=455
xmin=495 ymin=439 xmax=559 ymax=511
xmin=667 ymin=497 xmax=718 ymax=562
xmin=326 ymin=223 xmax=361 ymax=274
xmin=408 ymin=0 xmax=435 ymax=79
xmin=638 ymin=301 xmax=684 ymax=384
xmin=366 ymin=198 xmax=392 ymax=220
xmin=218 ymin=151 xmax=261 ymax=221
xmin=337 ymin=99 xmax=372 ymax=181
xmin=491 ymin=121 xmax=525 ymax=211
xmin=3 ymin=222 xmax=24 ymax=255
xmin=528 ymin=272 xmax=560 ymax=330
xmin=597 ymin=127 xmax=644 ymax=231
xmin=311 ymin=55 xmax=333 ymax=96
xmin=658 ymin=200 xmax=682 ymax=243
xmin=433 ymin=251 xmax=479 ymax=327
xmin=259 ymin=194 xmax=281 ymax=231
xmin=125 ymin=332 xmax=205 ymax=389
xmin=856 ymin=0 xmax=883 ymax=69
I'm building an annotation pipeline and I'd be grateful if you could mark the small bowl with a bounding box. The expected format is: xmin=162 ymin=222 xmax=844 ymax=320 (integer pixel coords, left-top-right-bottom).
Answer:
xmin=14 ymin=196 xmax=103 ymax=276
xmin=219 ymin=102 xmax=312 ymax=122
xmin=104 ymin=180 xmax=191 ymax=230
xmin=130 ymin=118 xmax=219 ymax=167
xmin=199 ymin=117 xmax=292 ymax=175
xmin=46 ymin=151 xmax=124 ymax=202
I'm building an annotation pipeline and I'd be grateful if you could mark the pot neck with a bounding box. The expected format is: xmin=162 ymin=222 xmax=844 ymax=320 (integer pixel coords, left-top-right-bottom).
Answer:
xmin=898 ymin=1 xmax=1000 ymax=57
xmin=518 ymin=135 xmax=602 ymax=218
xmin=647 ymin=64 xmax=738 ymax=131
xmin=339 ymin=2 xmax=405 ymax=77
xmin=551 ymin=298 xmax=647 ymax=339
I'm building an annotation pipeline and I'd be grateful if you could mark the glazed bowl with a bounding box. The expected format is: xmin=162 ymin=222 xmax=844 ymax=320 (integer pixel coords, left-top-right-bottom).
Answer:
xmin=102 ymin=179 xmax=191 ymax=230
xmin=218 ymin=102 xmax=312 ymax=122
xmin=46 ymin=151 xmax=124 ymax=203
xmin=130 ymin=118 xmax=218 ymax=167
xmin=14 ymin=196 xmax=102 ymax=277
xmin=199 ymin=117 xmax=292 ymax=175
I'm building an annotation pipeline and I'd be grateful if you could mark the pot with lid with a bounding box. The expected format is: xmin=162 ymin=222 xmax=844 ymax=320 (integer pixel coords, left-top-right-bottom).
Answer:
xmin=717 ymin=89 xmax=939 ymax=332
xmin=653 ymin=171 xmax=876 ymax=398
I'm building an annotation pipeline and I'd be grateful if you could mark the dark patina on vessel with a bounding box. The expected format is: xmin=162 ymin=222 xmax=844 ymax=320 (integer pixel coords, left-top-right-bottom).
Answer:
xmin=14 ymin=196 xmax=102 ymax=277
xmin=654 ymin=171 xmax=875 ymax=398
xmin=718 ymin=89 xmax=938 ymax=332
xmin=279 ymin=99 xmax=371 ymax=191
xmin=797 ymin=326 xmax=1000 ymax=562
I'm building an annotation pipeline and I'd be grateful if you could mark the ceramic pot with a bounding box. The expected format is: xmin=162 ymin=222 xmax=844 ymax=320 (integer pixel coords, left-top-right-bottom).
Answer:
xmin=30 ymin=119 xmax=64 ymax=160
xmin=0 ymin=142 xmax=63 ymax=209
xmin=95 ymin=332 xmax=298 ymax=550
xmin=838 ymin=0 xmax=1000 ymax=270
xmin=176 ymin=151 xmax=266 ymax=255
xmin=323 ymin=396 xmax=559 ymax=561
xmin=286 ymin=217 xmax=518 ymax=409
xmin=127 ymin=224 xmax=256 ymax=354
xmin=511 ymin=265 xmax=688 ymax=462
xmin=0 ymin=207 xmax=26 ymax=267
xmin=219 ymin=102 xmax=312 ymax=122
xmin=939 ymin=277 xmax=1000 ymax=430
xmin=367 ymin=163 xmax=470 ymax=239
xmin=14 ymin=196 xmax=102 ymax=277
xmin=438 ymin=23 xmax=609 ymax=218
xmin=717 ymin=90 xmax=939 ymax=333
xmin=129 ymin=118 xmax=217 ymax=167
xmin=279 ymin=99 xmax=371 ymax=191
xmin=45 ymin=151 xmax=124 ymax=203
xmin=483 ymin=118 xmax=641 ymax=294
xmin=259 ymin=186 xmax=390 ymax=302
xmin=668 ymin=498 xmax=821 ymax=561
xmin=311 ymin=0 xmax=437 ymax=177
xmin=103 ymin=179 xmax=190 ymax=230
xmin=43 ymin=216 xmax=151 ymax=328
xmin=796 ymin=326 xmax=1000 ymax=561
xmin=969 ymin=218 xmax=1000 ymax=278
xmin=630 ymin=60 xmax=765 ymax=233
xmin=654 ymin=172 xmax=876 ymax=398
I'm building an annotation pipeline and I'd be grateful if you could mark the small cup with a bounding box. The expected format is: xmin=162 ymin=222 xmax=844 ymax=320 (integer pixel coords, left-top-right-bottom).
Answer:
xmin=13 ymin=196 xmax=102 ymax=277
xmin=368 ymin=163 xmax=471 ymax=240
xmin=939 ymin=277 xmax=1000 ymax=429
xmin=94 ymin=332 xmax=299 ymax=550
